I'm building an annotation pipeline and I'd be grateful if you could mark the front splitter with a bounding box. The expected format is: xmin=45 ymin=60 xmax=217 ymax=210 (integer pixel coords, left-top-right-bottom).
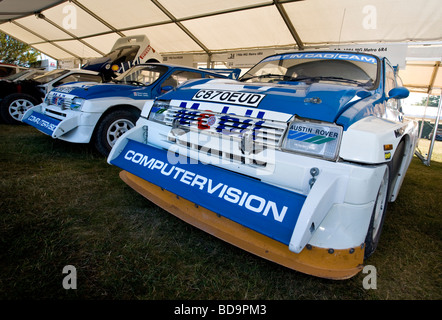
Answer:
xmin=120 ymin=170 xmax=365 ymax=280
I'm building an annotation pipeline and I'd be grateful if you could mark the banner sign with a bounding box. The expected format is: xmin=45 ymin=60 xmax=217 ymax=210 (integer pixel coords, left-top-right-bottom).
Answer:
xmin=111 ymin=139 xmax=306 ymax=245
xmin=162 ymin=55 xmax=194 ymax=67
xmin=328 ymin=43 xmax=408 ymax=69
xmin=221 ymin=49 xmax=275 ymax=68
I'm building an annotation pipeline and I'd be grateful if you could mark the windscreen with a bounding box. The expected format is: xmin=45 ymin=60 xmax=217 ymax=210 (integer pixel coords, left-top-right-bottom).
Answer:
xmin=241 ymin=52 xmax=379 ymax=89
xmin=33 ymin=69 xmax=69 ymax=84
xmin=114 ymin=64 xmax=168 ymax=85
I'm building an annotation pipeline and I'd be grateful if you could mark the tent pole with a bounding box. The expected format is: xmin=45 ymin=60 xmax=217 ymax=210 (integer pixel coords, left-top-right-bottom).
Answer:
xmin=424 ymin=92 xmax=442 ymax=166
xmin=207 ymin=54 xmax=212 ymax=69
xmin=414 ymin=94 xmax=430 ymax=164
xmin=417 ymin=94 xmax=429 ymax=141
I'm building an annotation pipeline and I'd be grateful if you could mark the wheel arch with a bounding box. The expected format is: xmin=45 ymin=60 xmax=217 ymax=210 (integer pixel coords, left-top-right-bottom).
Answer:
xmin=340 ymin=116 xmax=418 ymax=202
xmin=387 ymin=133 xmax=415 ymax=202
xmin=91 ymin=104 xmax=141 ymax=139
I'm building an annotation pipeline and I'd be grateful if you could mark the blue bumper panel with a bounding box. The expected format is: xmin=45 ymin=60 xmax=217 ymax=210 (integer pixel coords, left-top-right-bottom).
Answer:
xmin=111 ymin=139 xmax=306 ymax=245
xmin=22 ymin=111 xmax=61 ymax=136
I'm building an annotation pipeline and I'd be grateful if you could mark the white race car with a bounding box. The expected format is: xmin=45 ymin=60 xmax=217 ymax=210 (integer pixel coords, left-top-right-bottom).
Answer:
xmin=22 ymin=64 xmax=228 ymax=156
xmin=2 ymin=35 xmax=161 ymax=125
xmin=108 ymin=51 xmax=418 ymax=279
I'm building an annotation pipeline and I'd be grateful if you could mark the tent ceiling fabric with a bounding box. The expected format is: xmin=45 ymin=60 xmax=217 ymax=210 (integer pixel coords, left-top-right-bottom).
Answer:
xmin=1 ymin=0 xmax=441 ymax=59
xmin=399 ymin=61 xmax=442 ymax=94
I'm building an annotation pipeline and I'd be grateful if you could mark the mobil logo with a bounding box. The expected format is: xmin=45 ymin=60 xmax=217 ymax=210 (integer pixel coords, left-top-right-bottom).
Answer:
xmin=216 ymin=106 xmax=266 ymax=137
xmin=177 ymin=102 xmax=266 ymax=137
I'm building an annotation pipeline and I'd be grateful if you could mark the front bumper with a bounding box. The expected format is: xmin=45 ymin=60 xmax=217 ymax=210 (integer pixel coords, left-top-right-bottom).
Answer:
xmin=108 ymin=124 xmax=388 ymax=279
xmin=22 ymin=104 xmax=98 ymax=143
xmin=120 ymin=170 xmax=365 ymax=280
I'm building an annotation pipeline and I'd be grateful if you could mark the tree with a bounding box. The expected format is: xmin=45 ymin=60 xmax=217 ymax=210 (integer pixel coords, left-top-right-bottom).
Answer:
xmin=417 ymin=95 xmax=440 ymax=107
xmin=0 ymin=32 xmax=40 ymax=67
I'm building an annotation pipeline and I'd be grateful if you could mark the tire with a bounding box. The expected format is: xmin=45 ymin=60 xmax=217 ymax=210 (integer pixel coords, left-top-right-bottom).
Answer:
xmin=1 ymin=93 xmax=39 ymax=124
xmin=364 ymin=167 xmax=390 ymax=259
xmin=94 ymin=109 xmax=139 ymax=157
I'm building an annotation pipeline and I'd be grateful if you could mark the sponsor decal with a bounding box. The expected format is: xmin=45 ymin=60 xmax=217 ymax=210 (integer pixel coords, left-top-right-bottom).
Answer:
xmin=111 ymin=140 xmax=305 ymax=245
xmin=23 ymin=111 xmax=61 ymax=136
xmin=192 ymin=89 xmax=265 ymax=107
xmin=287 ymin=127 xmax=339 ymax=144
xmin=52 ymin=95 xmax=65 ymax=106
xmin=196 ymin=112 xmax=216 ymax=130
xmin=133 ymin=92 xmax=149 ymax=97
xmin=49 ymin=92 xmax=68 ymax=106
xmin=263 ymin=52 xmax=377 ymax=65
xmin=139 ymin=45 xmax=153 ymax=60
xmin=175 ymin=102 xmax=266 ymax=137
xmin=54 ymin=87 xmax=75 ymax=93
xmin=206 ymin=115 xmax=216 ymax=126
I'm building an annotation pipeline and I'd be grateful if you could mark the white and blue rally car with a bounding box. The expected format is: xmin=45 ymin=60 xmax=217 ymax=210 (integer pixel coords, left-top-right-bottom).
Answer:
xmin=108 ymin=51 xmax=419 ymax=279
xmin=21 ymin=63 xmax=228 ymax=156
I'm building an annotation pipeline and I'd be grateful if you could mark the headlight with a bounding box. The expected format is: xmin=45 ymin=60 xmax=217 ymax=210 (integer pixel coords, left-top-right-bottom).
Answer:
xmin=70 ymin=97 xmax=85 ymax=111
xmin=148 ymin=100 xmax=171 ymax=123
xmin=45 ymin=92 xmax=58 ymax=105
xmin=282 ymin=119 xmax=342 ymax=161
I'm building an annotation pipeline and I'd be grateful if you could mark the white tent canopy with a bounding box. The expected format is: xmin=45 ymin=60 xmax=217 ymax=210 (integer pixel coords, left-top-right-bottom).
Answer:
xmin=1 ymin=0 xmax=441 ymax=94
xmin=1 ymin=0 xmax=441 ymax=61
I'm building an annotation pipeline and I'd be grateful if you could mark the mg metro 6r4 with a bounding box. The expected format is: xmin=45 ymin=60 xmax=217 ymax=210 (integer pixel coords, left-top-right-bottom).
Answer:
xmin=108 ymin=51 xmax=418 ymax=279
xmin=22 ymin=63 xmax=227 ymax=156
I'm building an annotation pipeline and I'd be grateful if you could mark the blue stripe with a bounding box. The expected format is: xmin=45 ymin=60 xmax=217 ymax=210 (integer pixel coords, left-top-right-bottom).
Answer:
xmin=22 ymin=111 xmax=61 ymax=136
xmin=288 ymin=130 xmax=315 ymax=141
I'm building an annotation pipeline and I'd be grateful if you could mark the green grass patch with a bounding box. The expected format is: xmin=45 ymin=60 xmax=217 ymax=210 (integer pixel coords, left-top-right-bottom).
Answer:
xmin=0 ymin=124 xmax=441 ymax=300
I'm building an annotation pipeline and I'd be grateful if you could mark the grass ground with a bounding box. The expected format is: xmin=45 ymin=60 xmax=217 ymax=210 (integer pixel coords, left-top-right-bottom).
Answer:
xmin=0 ymin=124 xmax=441 ymax=300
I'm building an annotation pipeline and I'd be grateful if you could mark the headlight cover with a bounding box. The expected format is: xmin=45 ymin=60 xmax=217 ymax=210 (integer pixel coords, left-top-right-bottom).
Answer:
xmin=70 ymin=97 xmax=85 ymax=111
xmin=148 ymin=100 xmax=171 ymax=123
xmin=282 ymin=119 xmax=342 ymax=161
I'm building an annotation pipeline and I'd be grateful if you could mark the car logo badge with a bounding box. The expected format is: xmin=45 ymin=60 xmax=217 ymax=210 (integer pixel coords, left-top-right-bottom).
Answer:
xmin=207 ymin=115 xmax=216 ymax=127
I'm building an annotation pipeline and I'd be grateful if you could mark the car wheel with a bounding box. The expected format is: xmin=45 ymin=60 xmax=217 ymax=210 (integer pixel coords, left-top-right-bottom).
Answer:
xmin=94 ymin=110 xmax=138 ymax=157
xmin=364 ymin=167 xmax=389 ymax=259
xmin=0 ymin=93 xmax=39 ymax=124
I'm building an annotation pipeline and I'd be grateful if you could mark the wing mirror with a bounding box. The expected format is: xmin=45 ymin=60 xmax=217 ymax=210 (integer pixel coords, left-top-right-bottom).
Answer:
xmin=388 ymin=87 xmax=409 ymax=100
xmin=161 ymin=85 xmax=174 ymax=93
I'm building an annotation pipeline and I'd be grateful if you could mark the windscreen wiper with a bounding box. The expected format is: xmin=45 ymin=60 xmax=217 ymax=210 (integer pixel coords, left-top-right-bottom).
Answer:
xmin=240 ymin=74 xmax=286 ymax=81
xmin=113 ymin=80 xmax=146 ymax=86
xmin=288 ymin=76 xmax=368 ymax=86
